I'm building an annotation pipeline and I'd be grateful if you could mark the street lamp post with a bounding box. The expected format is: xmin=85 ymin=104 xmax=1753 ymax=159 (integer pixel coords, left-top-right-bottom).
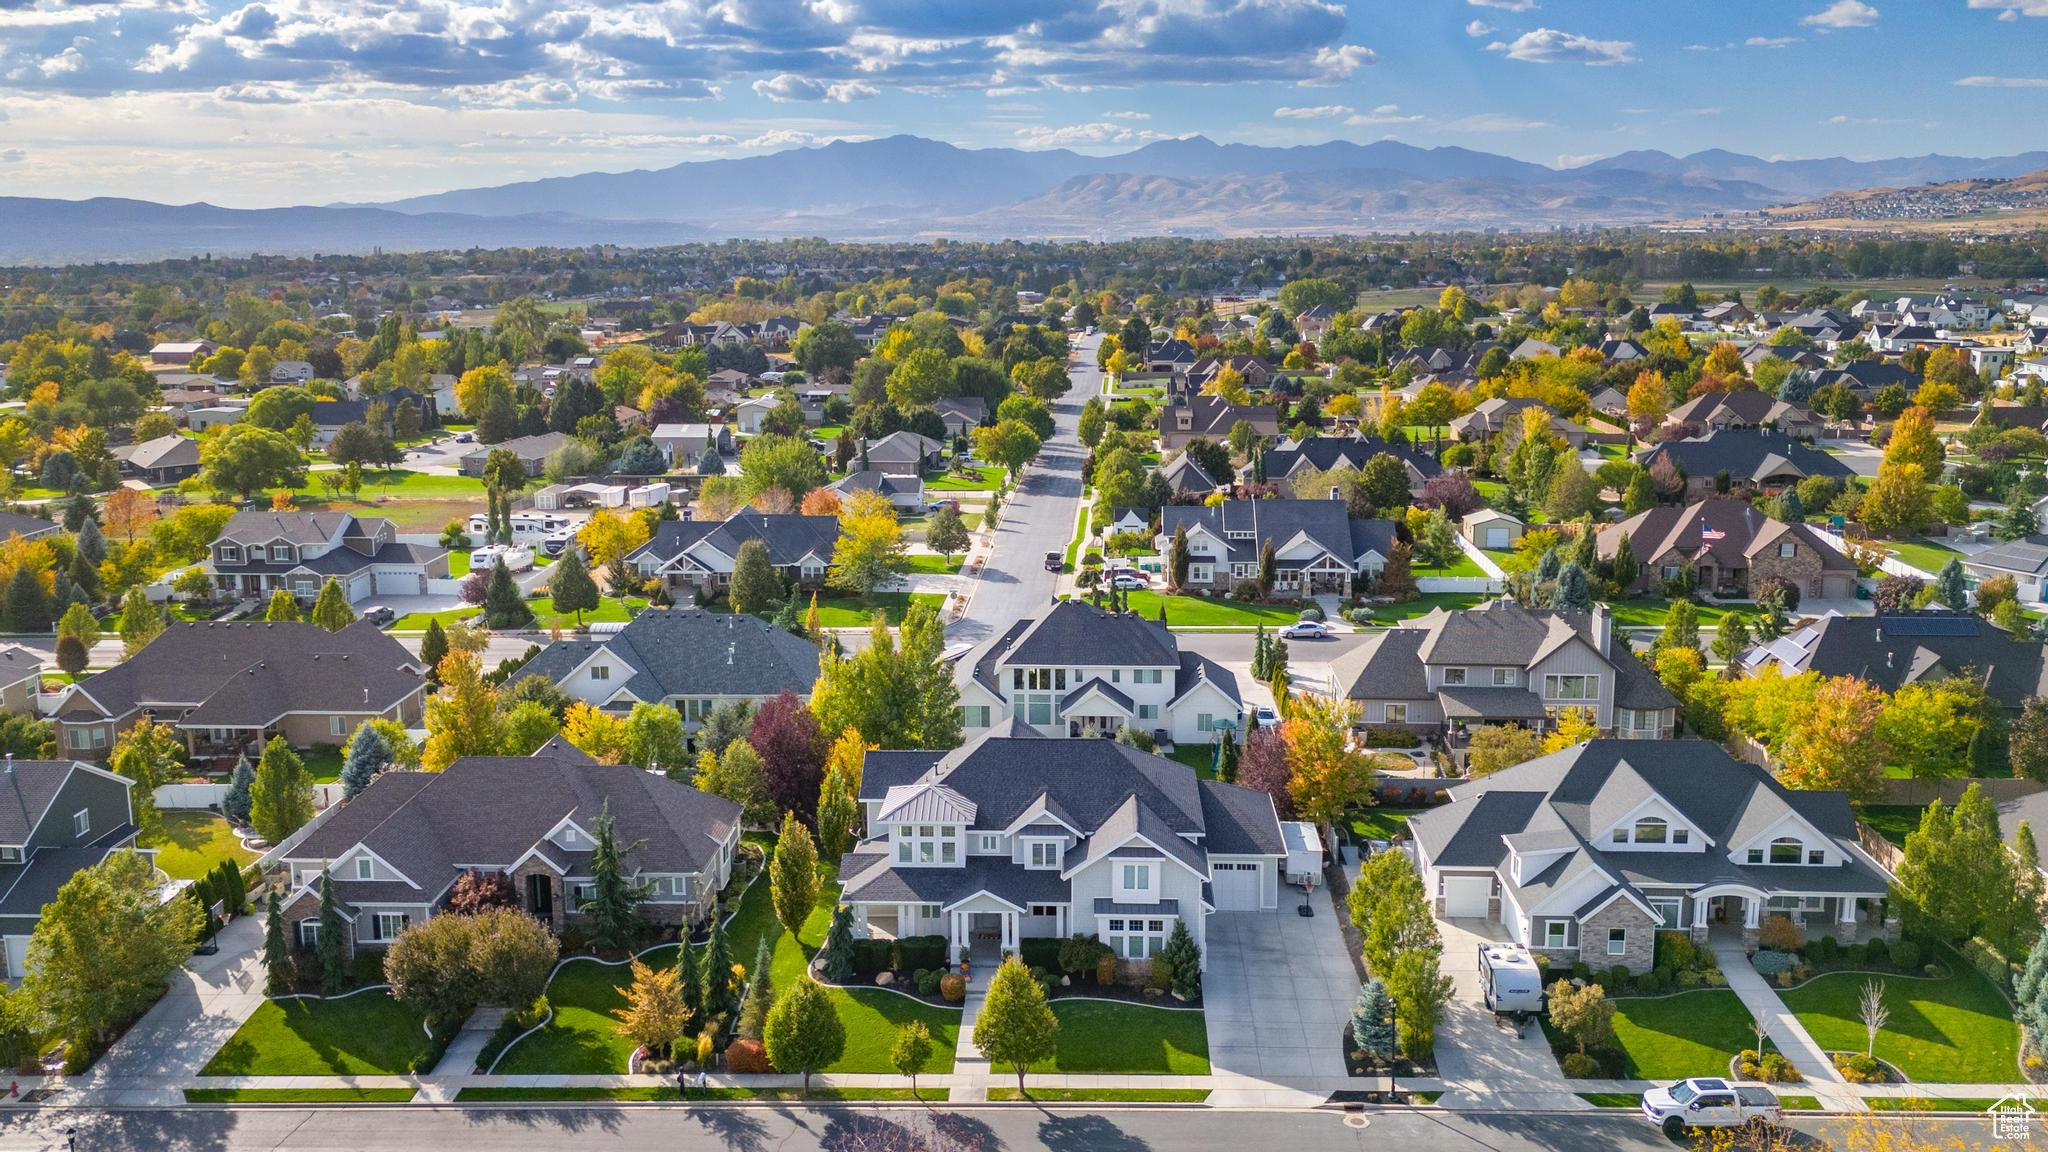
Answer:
xmin=1386 ymin=998 xmax=1400 ymax=1104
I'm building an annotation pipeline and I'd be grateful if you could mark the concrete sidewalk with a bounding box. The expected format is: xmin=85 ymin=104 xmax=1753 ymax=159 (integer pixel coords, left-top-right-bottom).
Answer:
xmin=1712 ymin=941 xmax=1857 ymax=1110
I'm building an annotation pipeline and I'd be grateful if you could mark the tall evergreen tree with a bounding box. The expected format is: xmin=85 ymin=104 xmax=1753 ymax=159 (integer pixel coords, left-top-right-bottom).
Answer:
xmin=419 ymin=618 xmax=449 ymax=682
xmin=310 ymin=577 xmax=356 ymax=631
xmin=340 ymin=722 xmax=390 ymax=800
xmin=262 ymin=890 xmax=291 ymax=996
xmin=1217 ymin=725 xmax=1240 ymax=783
xmin=821 ymin=904 xmax=855 ymax=983
xmin=737 ymin=935 xmax=775 ymax=1040
xmin=249 ymin=737 xmax=314 ymax=843
xmin=316 ymin=869 xmax=347 ymax=994
xmin=701 ymin=898 xmax=738 ymax=1021
xmin=4 ymin=567 xmax=49 ymax=633
xmin=223 ymin=749 xmax=256 ymax=824
xmin=547 ymin=548 xmax=599 ymax=626
xmin=1935 ymin=559 xmax=1970 ymax=612
xmin=584 ymin=802 xmax=649 ymax=953
xmin=482 ymin=558 xmax=534 ymax=629
xmin=1350 ymin=980 xmax=1397 ymax=1066
xmin=675 ymin=927 xmax=704 ymax=1032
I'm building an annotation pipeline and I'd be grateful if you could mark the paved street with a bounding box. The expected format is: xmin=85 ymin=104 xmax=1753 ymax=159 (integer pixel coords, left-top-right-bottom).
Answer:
xmin=946 ymin=334 xmax=1095 ymax=649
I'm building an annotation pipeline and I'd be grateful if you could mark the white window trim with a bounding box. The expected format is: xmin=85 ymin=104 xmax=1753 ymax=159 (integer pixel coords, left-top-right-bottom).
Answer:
xmin=1607 ymin=928 xmax=1628 ymax=956
xmin=356 ymin=858 xmax=373 ymax=880
xmin=71 ymin=810 xmax=88 ymax=837
xmin=1544 ymin=921 xmax=1567 ymax=948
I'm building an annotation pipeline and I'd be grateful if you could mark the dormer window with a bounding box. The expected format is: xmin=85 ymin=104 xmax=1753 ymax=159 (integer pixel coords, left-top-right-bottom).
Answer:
xmin=356 ymin=858 xmax=373 ymax=880
xmin=0 ymin=847 xmax=19 ymax=863
xmin=1768 ymin=838 xmax=1802 ymax=864
xmin=1632 ymin=818 xmax=1668 ymax=845
xmin=218 ymin=544 xmax=241 ymax=564
xmin=271 ymin=545 xmax=294 ymax=562
xmin=1026 ymin=840 xmax=1060 ymax=869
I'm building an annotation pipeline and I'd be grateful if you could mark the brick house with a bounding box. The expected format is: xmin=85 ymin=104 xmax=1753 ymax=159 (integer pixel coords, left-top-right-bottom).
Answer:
xmin=1598 ymin=499 xmax=1858 ymax=599
xmin=278 ymin=739 xmax=743 ymax=957
xmin=1408 ymin=740 xmax=1892 ymax=972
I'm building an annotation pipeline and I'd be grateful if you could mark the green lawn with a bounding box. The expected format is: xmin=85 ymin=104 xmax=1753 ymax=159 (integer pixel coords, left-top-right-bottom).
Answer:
xmin=525 ymin=595 xmax=648 ymax=630
xmin=288 ymin=469 xmax=485 ymax=501
xmin=185 ymin=1088 xmax=417 ymax=1104
xmin=1861 ymin=805 xmax=1925 ymax=848
xmin=456 ymin=1086 xmax=939 ymax=1103
xmin=1865 ymin=1097 xmax=2009 ymax=1112
xmin=301 ymin=746 xmax=345 ymax=785
xmin=141 ymin=811 xmax=255 ymax=882
xmin=1121 ymin=591 xmax=1303 ymax=628
xmin=1882 ymin=539 xmax=1965 ymax=575
xmin=202 ymin=994 xmax=440 ymax=1076
xmin=1555 ymin=990 xmax=1757 ymax=1081
xmin=1782 ymin=967 xmax=2021 ymax=1084
xmin=1361 ymin=593 xmax=1486 ymax=623
xmin=448 ymin=550 xmax=472 ymax=576
xmin=1576 ymin=1093 xmax=1644 ymax=1108
xmin=1164 ymin=744 xmax=1219 ymax=779
xmin=1022 ymin=1001 xmax=1209 ymax=1075
xmin=1608 ymin=597 xmax=1735 ymax=630
xmin=929 ymin=466 xmax=1006 ymax=492
xmin=392 ymin=606 xmax=480 ymax=631
xmin=987 ymin=1088 xmax=1208 ymax=1103
xmin=496 ymin=855 xmax=961 ymax=1076
xmin=904 ymin=553 xmax=965 ymax=576
xmin=1413 ymin=552 xmax=1487 ymax=580
xmin=1348 ymin=808 xmax=1423 ymax=843
xmin=704 ymin=592 xmax=944 ymax=629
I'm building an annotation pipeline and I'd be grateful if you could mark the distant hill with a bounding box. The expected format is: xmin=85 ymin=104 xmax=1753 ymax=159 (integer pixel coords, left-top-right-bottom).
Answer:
xmin=1759 ymin=168 xmax=2048 ymax=232
xmin=9 ymin=135 xmax=2048 ymax=263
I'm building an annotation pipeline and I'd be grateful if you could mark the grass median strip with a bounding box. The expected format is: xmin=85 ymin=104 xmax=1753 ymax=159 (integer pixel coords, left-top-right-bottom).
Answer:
xmin=984 ymin=1088 xmax=1208 ymax=1103
xmin=1575 ymin=1093 xmax=1642 ymax=1108
xmin=1865 ymin=1097 xmax=2008 ymax=1112
xmin=184 ymin=1088 xmax=418 ymax=1104
xmin=455 ymin=1086 xmax=941 ymax=1103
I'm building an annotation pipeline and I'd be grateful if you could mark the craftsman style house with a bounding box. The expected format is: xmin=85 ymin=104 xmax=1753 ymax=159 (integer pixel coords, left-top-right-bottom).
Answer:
xmin=1246 ymin=436 xmax=1442 ymax=492
xmin=839 ymin=723 xmax=1288 ymax=965
xmin=508 ymin=610 xmax=822 ymax=737
xmin=1409 ymin=741 xmax=1891 ymax=972
xmin=1598 ymin=499 xmax=1858 ymax=600
xmin=1158 ymin=394 xmax=1280 ymax=451
xmin=1333 ymin=598 xmax=1677 ymax=742
xmin=956 ymin=601 xmax=1242 ymax=746
xmin=204 ymin=511 xmax=449 ymax=604
xmin=0 ymin=759 xmax=145 ymax=980
xmin=52 ymin=622 xmax=428 ymax=764
xmin=628 ymin=510 xmax=838 ymax=602
xmin=1156 ymin=499 xmax=1399 ymax=596
xmin=279 ymin=741 xmax=743 ymax=957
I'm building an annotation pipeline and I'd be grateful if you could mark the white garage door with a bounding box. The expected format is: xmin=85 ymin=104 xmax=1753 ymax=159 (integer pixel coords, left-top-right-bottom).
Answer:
xmin=1442 ymin=874 xmax=1493 ymax=918
xmin=1484 ymin=526 xmax=1513 ymax=549
xmin=1212 ymin=861 xmax=1263 ymax=910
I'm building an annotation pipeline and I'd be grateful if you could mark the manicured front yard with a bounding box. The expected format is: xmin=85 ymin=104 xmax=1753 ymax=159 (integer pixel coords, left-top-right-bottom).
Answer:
xmin=1359 ymin=593 xmax=1485 ymax=624
xmin=1024 ymin=1001 xmax=1209 ymax=1075
xmin=495 ymin=853 xmax=961 ymax=1077
xmin=1121 ymin=591 xmax=1303 ymax=628
xmin=904 ymin=553 xmax=965 ymax=576
xmin=141 ymin=811 xmax=256 ymax=882
xmin=524 ymin=595 xmax=648 ymax=630
xmin=202 ymin=993 xmax=440 ymax=1077
xmin=1548 ymin=990 xmax=1757 ymax=1081
xmin=1782 ymin=967 xmax=2021 ymax=1084
xmin=928 ymin=466 xmax=1006 ymax=492
xmin=1608 ymin=597 xmax=1735 ymax=630
xmin=704 ymin=591 xmax=945 ymax=628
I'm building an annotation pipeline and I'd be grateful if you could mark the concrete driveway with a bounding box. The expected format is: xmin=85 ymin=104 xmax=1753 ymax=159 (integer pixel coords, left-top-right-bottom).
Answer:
xmin=1204 ymin=906 xmax=1356 ymax=1089
xmin=1433 ymin=917 xmax=1586 ymax=1111
xmin=81 ymin=913 xmax=268 ymax=1098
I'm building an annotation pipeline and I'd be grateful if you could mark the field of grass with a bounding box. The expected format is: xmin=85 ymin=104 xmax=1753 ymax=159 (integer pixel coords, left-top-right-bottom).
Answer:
xmin=1348 ymin=808 xmax=1423 ymax=843
xmin=1547 ymin=990 xmax=1758 ymax=1081
xmin=1413 ymin=552 xmax=1487 ymax=579
xmin=1121 ymin=590 xmax=1303 ymax=628
xmin=1882 ymin=539 xmax=1966 ymax=575
xmin=1024 ymin=1001 xmax=1210 ymax=1076
xmin=293 ymin=496 xmax=479 ymax=533
xmin=288 ymin=469 xmax=485 ymax=501
xmin=903 ymin=553 xmax=964 ymax=576
xmin=1783 ymin=965 xmax=2021 ymax=1084
xmin=185 ymin=1088 xmax=417 ymax=1104
xmin=391 ymin=606 xmax=480 ymax=631
xmin=141 ymin=811 xmax=256 ymax=882
xmin=1861 ymin=805 xmax=1925 ymax=848
xmin=985 ymin=1088 xmax=1208 ymax=1103
xmin=928 ymin=466 xmax=1005 ymax=492
xmin=1164 ymin=744 xmax=1219 ymax=779
xmin=524 ymin=595 xmax=648 ymax=630
xmin=300 ymin=746 xmax=345 ymax=784
xmin=1608 ymin=597 xmax=1735 ymax=630
xmin=1360 ymin=593 xmax=1486 ymax=623
xmin=202 ymin=994 xmax=439 ymax=1077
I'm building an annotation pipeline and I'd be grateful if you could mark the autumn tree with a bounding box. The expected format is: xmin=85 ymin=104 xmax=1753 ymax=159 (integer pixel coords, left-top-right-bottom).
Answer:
xmin=750 ymin=690 xmax=826 ymax=821
xmin=826 ymin=489 xmax=908 ymax=601
xmin=614 ymin=961 xmax=688 ymax=1063
xmin=1778 ymin=677 xmax=1889 ymax=801
xmin=1281 ymin=692 xmax=1375 ymax=828
xmin=423 ymin=649 xmax=504 ymax=771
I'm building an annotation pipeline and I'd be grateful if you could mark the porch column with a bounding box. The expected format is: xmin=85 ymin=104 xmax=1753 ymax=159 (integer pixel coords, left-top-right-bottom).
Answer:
xmin=1001 ymin=911 xmax=1017 ymax=953
xmin=1056 ymin=905 xmax=1067 ymax=938
xmin=1836 ymin=897 xmax=1858 ymax=927
xmin=949 ymin=912 xmax=965 ymax=964
xmin=1744 ymin=897 xmax=1763 ymax=929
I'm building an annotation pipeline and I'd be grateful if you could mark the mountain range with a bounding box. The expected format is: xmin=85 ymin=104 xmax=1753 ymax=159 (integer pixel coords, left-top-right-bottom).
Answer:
xmin=7 ymin=136 xmax=2048 ymax=264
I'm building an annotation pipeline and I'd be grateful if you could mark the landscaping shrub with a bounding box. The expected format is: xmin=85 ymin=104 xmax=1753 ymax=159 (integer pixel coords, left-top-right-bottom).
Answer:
xmin=1752 ymin=950 xmax=1799 ymax=979
xmin=914 ymin=970 xmax=941 ymax=996
xmin=1559 ymin=1052 xmax=1599 ymax=1078
xmin=1298 ymin=606 xmax=1325 ymax=622
xmin=1057 ymin=934 xmax=1110 ymax=980
xmin=1020 ymin=939 xmax=1061 ymax=973
xmin=1888 ymin=939 xmax=1920 ymax=972
xmin=1961 ymin=936 xmax=2021 ymax=994
xmin=725 ymin=1038 xmax=771 ymax=1073
xmin=1675 ymin=969 xmax=1704 ymax=990
xmin=1703 ymin=968 xmax=1727 ymax=987
xmin=1344 ymin=608 xmax=1375 ymax=626
xmin=1844 ymin=943 xmax=1868 ymax=966
xmin=1864 ymin=938 xmax=1889 ymax=968
xmin=938 ymin=973 xmax=966 ymax=1003
xmin=1362 ymin=729 xmax=1420 ymax=748
xmin=1758 ymin=915 xmax=1805 ymax=953
xmin=1149 ymin=959 xmax=1175 ymax=993
xmin=1095 ymin=952 xmax=1119 ymax=987
xmin=898 ymin=935 xmax=947 ymax=974
xmin=849 ymin=939 xmax=893 ymax=977
xmin=1590 ymin=971 xmax=1613 ymax=992
xmin=1760 ymin=1053 xmax=1800 ymax=1083
xmin=1807 ymin=936 xmax=1838 ymax=964
xmin=1833 ymin=1052 xmax=1885 ymax=1083
xmin=1570 ymin=962 xmax=1591 ymax=981
xmin=1654 ymin=931 xmax=1699 ymax=974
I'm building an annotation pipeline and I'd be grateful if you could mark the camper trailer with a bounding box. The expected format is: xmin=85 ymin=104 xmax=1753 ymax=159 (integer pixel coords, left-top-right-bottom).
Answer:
xmin=1477 ymin=942 xmax=1544 ymax=1017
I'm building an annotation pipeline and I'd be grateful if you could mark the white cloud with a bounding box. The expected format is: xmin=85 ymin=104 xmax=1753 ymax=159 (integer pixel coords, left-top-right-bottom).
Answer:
xmin=1556 ymin=152 xmax=1605 ymax=168
xmin=1488 ymin=28 xmax=1636 ymax=66
xmin=1346 ymin=103 xmax=1424 ymax=125
xmin=38 ymin=46 xmax=86 ymax=77
xmin=1444 ymin=113 xmax=1552 ymax=132
xmin=742 ymin=129 xmax=815 ymax=150
xmin=0 ymin=149 xmax=22 ymax=164
xmin=750 ymin=74 xmax=878 ymax=104
xmin=1104 ymin=110 xmax=1150 ymax=120
xmin=1468 ymin=0 xmax=1537 ymax=10
xmin=1803 ymin=1 xmax=1880 ymax=29
xmin=1955 ymin=74 xmax=2048 ymax=87
xmin=1746 ymin=36 xmax=1801 ymax=47
xmin=1465 ymin=20 xmax=1494 ymax=37
xmin=1967 ymin=0 xmax=2048 ymax=17
xmin=1303 ymin=43 xmax=1375 ymax=85
xmin=1012 ymin=122 xmax=1162 ymax=149
xmin=1274 ymin=104 xmax=1351 ymax=119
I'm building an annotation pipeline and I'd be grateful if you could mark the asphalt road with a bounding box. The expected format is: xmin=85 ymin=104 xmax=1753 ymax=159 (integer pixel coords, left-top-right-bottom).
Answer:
xmin=946 ymin=334 xmax=1096 ymax=649
xmin=0 ymin=1103 xmax=2008 ymax=1152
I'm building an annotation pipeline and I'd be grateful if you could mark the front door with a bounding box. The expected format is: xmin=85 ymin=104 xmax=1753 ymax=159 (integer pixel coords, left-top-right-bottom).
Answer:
xmin=526 ymin=873 xmax=554 ymax=923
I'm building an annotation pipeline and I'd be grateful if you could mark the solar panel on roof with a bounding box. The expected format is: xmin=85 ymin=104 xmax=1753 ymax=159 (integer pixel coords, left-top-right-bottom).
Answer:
xmin=1879 ymin=616 xmax=1981 ymax=637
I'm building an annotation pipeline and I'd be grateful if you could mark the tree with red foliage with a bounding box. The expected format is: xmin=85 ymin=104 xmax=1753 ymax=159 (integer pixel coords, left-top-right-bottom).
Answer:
xmin=1415 ymin=473 xmax=1482 ymax=520
xmin=1238 ymin=726 xmax=1295 ymax=819
xmin=447 ymin=870 xmax=518 ymax=915
xmin=749 ymin=690 xmax=827 ymax=823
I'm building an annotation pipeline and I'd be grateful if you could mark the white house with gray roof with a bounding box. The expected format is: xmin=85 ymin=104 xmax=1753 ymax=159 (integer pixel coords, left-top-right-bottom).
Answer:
xmin=628 ymin=510 xmax=838 ymax=602
xmin=0 ymin=758 xmax=147 ymax=981
xmin=839 ymin=722 xmax=1286 ymax=965
xmin=506 ymin=609 xmax=822 ymax=737
xmin=1408 ymin=740 xmax=1892 ymax=973
xmin=957 ymin=601 xmax=1242 ymax=746
xmin=204 ymin=510 xmax=448 ymax=604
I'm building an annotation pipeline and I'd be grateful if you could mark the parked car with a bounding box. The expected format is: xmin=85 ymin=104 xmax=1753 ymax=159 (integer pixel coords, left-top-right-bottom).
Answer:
xmin=1641 ymin=1080 xmax=1781 ymax=1138
xmin=1044 ymin=551 xmax=1063 ymax=572
xmin=1279 ymin=620 xmax=1329 ymax=640
xmin=1253 ymin=705 xmax=1279 ymax=729
xmin=360 ymin=605 xmax=396 ymax=627
xmin=453 ymin=431 xmax=474 ymax=443
xmin=1111 ymin=573 xmax=1147 ymax=590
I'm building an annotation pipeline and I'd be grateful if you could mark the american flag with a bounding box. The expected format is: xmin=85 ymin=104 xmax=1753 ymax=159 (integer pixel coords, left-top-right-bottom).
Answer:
xmin=1700 ymin=526 xmax=1726 ymax=541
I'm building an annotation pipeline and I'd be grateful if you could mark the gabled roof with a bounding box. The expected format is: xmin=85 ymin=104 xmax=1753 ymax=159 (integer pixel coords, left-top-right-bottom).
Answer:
xmin=1747 ymin=611 xmax=2048 ymax=709
xmin=1159 ymin=452 xmax=1217 ymax=494
xmin=990 ymin=599 xmax=1181 ymax=670
xmin=1598 ymin=499 xmax=1853 ymax=573
xmin=508 ymin=609 xmax=823 ymax=705
xmin=1158 ymin=500 xmax=1380 ymax=568
xmin=1667 ymin=391 xmax=1813 ymax=430
xmin=0 ymin=761 xmax=118 ymax=844
xmin=629 ymin=510 xmax=839 ymax=571
xmin=113 ymin=434 xmax=201 ymax=470
xmin=1636 ymin=428 xmax=1852 ymax=485
xmin=66 ymin=621 xmax=425 ymax=727
xmin=1257 ymin=436 xmax=1441 ymax=483
xmin=215 ymin=510 xmax=353 ymax=547
xmin=862 ymin=430 xmax=943 ymax=462
xmin=1964 ymin=534 xmax=2048 ymax=577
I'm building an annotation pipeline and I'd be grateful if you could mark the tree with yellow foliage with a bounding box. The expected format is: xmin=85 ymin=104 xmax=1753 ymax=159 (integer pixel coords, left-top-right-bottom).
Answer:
xmin=562 ymin=701 xmax=631 ymax=764
xmin=1882 ymin=406 xmax=1944 ymax=474
xmin=577 ymin=506 xmax=652 ymax=593
xmin=1541 ymin=708 xmax=1599 ymax=753
xmin=1626 ymin=370 xmax=1670 ymax=426
xmin=422 ymin=650 xmax=503 ymax=772
xmin=827 ymin=489 xmax=908 ymax=601
xmin=1280 ymin=691 xmax=1376 ymax=828
xmin=823 ymin=726 xmax=869 ymax=797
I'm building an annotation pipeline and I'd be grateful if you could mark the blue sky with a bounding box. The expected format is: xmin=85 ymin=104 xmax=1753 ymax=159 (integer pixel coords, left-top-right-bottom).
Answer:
xmin=0 ymin=0 xmax=2042 ymax=207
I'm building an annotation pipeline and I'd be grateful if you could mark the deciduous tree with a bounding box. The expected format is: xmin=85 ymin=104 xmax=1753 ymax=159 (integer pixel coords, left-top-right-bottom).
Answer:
xmin=973 ymin=957 xmax=1059 ymax=1093
xmin=763 ymin=976 xmax=845 ymax=1091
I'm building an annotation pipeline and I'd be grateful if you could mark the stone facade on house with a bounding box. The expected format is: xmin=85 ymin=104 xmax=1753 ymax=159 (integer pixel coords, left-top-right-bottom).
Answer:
xmin=1580 ymin=899 xmax=1659 ymax=976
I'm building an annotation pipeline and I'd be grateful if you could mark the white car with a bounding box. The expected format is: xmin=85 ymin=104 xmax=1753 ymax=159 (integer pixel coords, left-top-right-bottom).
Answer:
xmin=1641 ymin=1080 xmax=1781 ymax=1138
xmin=1111 ymin=574 xmax=1147 ymax=590
xmin=1279 ymin=621 xmax=1329 ymax=640
xmin=1253 ymin=705 xmax=1280 ymax=729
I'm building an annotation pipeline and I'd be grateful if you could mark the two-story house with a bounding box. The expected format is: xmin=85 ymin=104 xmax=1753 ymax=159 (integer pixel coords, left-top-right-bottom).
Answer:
xmin=507 ymin=609 xmax=822 ymax=738
xmin=1408 ymin=740 xmax=1892 ymax=972
xmin=204 ymin=511 xmax=449 ymax=605
xmin=1157 ymin=394 xmax=1280 ymax=452
xmin=839 ymin=723 xmax=1287 ymax=966
xmin=628 ymin=511 xmax=838 ymax=603
xmin=1664 ymin=392 xmax=1821 ymax=440
xmin=1156 ymin=500 xmax=1399 ymax=596
xmin=1332 ymin=598 xmax=1678 ymax=743
xmin=1739 ymin=610 xmax=2048 ymax=715
xmin=0 ymin=757 xmax=148 ymax=980
xmin=278 ymin=739 xmax=742 ymax=958
xmin=1598 ymin=499 xmax=1858 ymax=600
xmin=52 ymin=621 xmax=429 ymax=765
xmin=956 ymin=601 xmax=1241 ymax=746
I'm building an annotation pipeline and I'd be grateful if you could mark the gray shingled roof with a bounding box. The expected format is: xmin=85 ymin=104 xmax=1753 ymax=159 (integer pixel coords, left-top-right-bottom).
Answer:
xmin=1158 ymin=500 xmax=1382 ymax=568
xmin=1636 ymin=428 xmax=1852 ymax=485
xmin=629 ymin=511 xmax=839 ymax=570
xmin=1260 ymin=436 xmax=1441 ymax=483
xmin=838 ymin=851 xmax=1073 ymax=907
xmin=69 ymin=621 xmax=424 ymax=726
xmin=0 ymin=826 xmax=140 ymax=917
xmin=1333 ymin=628 xmax=1432 ymax=701
xmin=508 ymin=609 xmax=822 ymax=703
xmin=0 ymin=761 xmax=104 ymax=844
xmin=998 ymin=600 xmax=1181 ymax=670
xmin=1766 ymin=612 xmax=2048 ymax=708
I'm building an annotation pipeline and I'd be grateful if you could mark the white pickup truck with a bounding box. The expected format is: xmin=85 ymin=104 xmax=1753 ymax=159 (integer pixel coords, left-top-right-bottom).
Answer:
xmin=1640 ymin=1079 xmax=1782 ymax=1137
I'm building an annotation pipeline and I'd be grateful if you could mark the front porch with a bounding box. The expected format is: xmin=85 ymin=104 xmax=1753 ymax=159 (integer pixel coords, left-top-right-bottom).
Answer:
xmin=850 ymin=899 xmax=1070 ymax=966
xmin=1688 ymin=886 xmax=1888 ymax=948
